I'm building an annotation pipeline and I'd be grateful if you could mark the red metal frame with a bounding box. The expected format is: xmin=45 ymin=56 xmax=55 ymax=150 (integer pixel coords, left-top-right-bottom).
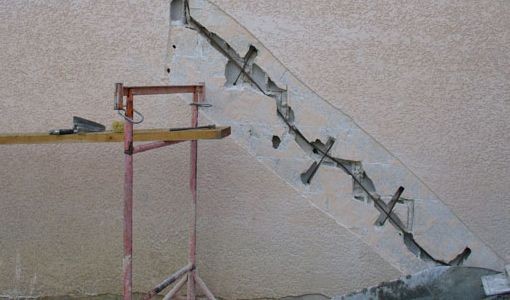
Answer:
xmin=117 ymin=83 xmax=216 ymax=300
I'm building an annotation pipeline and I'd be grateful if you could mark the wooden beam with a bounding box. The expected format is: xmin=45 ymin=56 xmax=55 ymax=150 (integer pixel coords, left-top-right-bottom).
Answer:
xmin=124 ymin=85 xmax=201 ymax=96
xmin=0 ymin=126 xmax=230 ymax=145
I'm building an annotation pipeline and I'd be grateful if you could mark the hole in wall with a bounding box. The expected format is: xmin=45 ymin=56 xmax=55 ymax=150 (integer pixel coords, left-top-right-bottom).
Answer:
xmin=172 ymin=45 xmax=176 ymax=49
xmin=166 ymin=68 xmax=171 ymax=74
xmin=272 ymin=135 xmax=281 ymax=149
xmin=170 ymin=0 xmax=186 ymax=25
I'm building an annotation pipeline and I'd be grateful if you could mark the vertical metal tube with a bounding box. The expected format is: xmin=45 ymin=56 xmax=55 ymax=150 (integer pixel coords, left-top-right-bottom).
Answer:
xmin=187 ymin=89 xmax=199 ymax=300
xmin=123 ymin=90 xmax=134 ymax=300
xmin=114 ymin=83 xmax=124 ymax=110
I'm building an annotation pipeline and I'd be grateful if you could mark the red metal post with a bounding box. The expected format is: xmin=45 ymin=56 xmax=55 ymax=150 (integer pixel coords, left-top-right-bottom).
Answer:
xmin=123 ymin=91 xmax=134 ymax=300
xmin=187 ymin=88 xmax=200 ymax=300
xmin=119 ymin=84 xmax=217 ymax=300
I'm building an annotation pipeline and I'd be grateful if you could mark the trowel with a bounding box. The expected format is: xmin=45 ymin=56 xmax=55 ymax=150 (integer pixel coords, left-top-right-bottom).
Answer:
xmin=49 ymin=116 xmax=106 ymax=135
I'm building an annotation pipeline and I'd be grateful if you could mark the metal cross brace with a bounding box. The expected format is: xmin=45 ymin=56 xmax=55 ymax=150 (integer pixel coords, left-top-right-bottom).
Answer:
xmin=374 ymin=186 xmax=405 ymax=227
xmin=233 ymin=46 xmax=258 ymax=86
xmin=301 ymin=137 xmax=335 ymax=184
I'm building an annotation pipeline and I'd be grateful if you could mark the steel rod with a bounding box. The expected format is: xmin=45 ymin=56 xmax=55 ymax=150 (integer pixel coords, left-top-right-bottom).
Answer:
xmin=162 ymin=276 xmax=188 ymax=300
xmin=123 ymin=91 xmax=134 ymax=300
xmin=187 ymin=89 xmax=199 ymax=300
xmin=194 ymin=274 xmax=216 ymax=300
xmin=133 ymin=140 xmax=184 ymax=154
xmin=143 ymin=263 xmax=193 ymax=300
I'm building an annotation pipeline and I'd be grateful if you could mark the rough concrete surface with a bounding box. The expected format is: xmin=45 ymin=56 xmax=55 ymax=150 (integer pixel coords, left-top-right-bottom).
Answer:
xmin=334 ymin=266 xmax=498 ymax=300
xmin=209 ymin=0 xmax=510 ymax=263
xmin=167 ymin=0 xmax=504 ymax=272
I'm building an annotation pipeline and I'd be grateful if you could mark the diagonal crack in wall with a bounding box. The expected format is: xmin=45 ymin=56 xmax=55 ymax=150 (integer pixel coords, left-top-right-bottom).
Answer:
xmin=167 ymin=0 xmax=505 ymax=273
xmin=181 ymin=6 xmax=468 ymax=267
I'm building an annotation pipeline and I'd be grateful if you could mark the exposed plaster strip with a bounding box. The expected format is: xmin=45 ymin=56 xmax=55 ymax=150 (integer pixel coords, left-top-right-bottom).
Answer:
xmin=177 ymin=0 xmax=470 ymax=267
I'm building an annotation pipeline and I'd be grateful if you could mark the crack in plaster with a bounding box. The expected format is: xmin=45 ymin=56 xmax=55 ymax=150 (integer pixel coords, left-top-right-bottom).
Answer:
xmin=172 ymin=0 xmax=475 ymax=268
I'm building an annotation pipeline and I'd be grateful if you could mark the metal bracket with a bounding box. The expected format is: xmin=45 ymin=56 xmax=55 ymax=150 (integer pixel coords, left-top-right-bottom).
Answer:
xmin=375 ymin=186 xmax=405 ymax=226
xmin=300 ymin=137 xmax=335 ymax=184
xmin=124 ymin=142 xmax=134 ymax=156
xmin=117 ymin=108 xmax=144 ymax=124
xmin=189 ymin=103 xmax=212 ymax=107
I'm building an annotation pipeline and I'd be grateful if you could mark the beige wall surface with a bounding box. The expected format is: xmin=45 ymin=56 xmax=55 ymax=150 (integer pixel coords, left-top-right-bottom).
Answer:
xmin=210 ymin=0 xmax=510 ymax=262
xmin=0 ymin=0 xmax=508 ymax=299
xmin=0 ymin=1 xmax=400 ymax=299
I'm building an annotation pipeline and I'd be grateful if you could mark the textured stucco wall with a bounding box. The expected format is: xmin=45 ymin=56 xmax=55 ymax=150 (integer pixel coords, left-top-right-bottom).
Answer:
xmin=0 ymin=1 xmax=400 ymax=299
xmin=209 ymin=0 xmax=510 ymax=263
xmin=0 ymin=0 xmax=508 ymax=299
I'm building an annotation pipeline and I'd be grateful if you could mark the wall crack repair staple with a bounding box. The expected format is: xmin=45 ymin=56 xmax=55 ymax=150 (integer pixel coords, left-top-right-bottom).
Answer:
xmin=176 ymin=0 xmax=472 ymax=267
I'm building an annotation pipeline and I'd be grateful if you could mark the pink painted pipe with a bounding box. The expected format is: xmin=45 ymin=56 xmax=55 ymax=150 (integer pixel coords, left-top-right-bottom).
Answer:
xmin=123 ymin=92 xmax=134 ymax=300
xmin=187 ymin=89 xmax=199 ymax=300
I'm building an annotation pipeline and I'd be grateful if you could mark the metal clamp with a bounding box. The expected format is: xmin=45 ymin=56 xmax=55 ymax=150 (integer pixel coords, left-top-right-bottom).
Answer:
xmin=189 ymin=103 xmax=212 ymax=108
xmin=117 ymin=108 xmax=144 ymax=124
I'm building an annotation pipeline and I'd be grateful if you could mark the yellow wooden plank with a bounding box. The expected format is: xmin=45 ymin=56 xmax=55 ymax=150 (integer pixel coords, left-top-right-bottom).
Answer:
xmin=0 ymin=126 xmax=231 ymax=145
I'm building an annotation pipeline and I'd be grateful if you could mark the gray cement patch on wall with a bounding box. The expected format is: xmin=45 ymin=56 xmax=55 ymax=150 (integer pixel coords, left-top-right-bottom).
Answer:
xmin=209 ymin=0 xmax=510 ymax=264
xmin=165 ymin=0 xmax=505 ymax=274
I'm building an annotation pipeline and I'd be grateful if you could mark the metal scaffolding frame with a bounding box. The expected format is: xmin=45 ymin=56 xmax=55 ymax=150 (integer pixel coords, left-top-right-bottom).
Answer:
xmin=116 ymin=83 xmax=219 ymax=300
xmin=0 ymin=83 xmax=229 ymax=300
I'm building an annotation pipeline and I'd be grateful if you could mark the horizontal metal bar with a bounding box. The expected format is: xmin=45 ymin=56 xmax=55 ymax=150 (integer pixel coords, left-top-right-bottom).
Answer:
xmin=162 ymin=276 xmax=187 ymax=300
xmin=143 ymin=263 xmax=193 ymax=300
xmin=124 ymin=85 xmax=202 ymax=96
xmin=133 ymin=140 xmax=184 ymax=154
xmin=169 ymin=125 xmax=215 ymax=132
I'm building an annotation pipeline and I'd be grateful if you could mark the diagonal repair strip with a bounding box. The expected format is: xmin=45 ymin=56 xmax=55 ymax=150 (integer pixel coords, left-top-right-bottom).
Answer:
xmin=174 ymin=0 xmax=472 ymax=267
